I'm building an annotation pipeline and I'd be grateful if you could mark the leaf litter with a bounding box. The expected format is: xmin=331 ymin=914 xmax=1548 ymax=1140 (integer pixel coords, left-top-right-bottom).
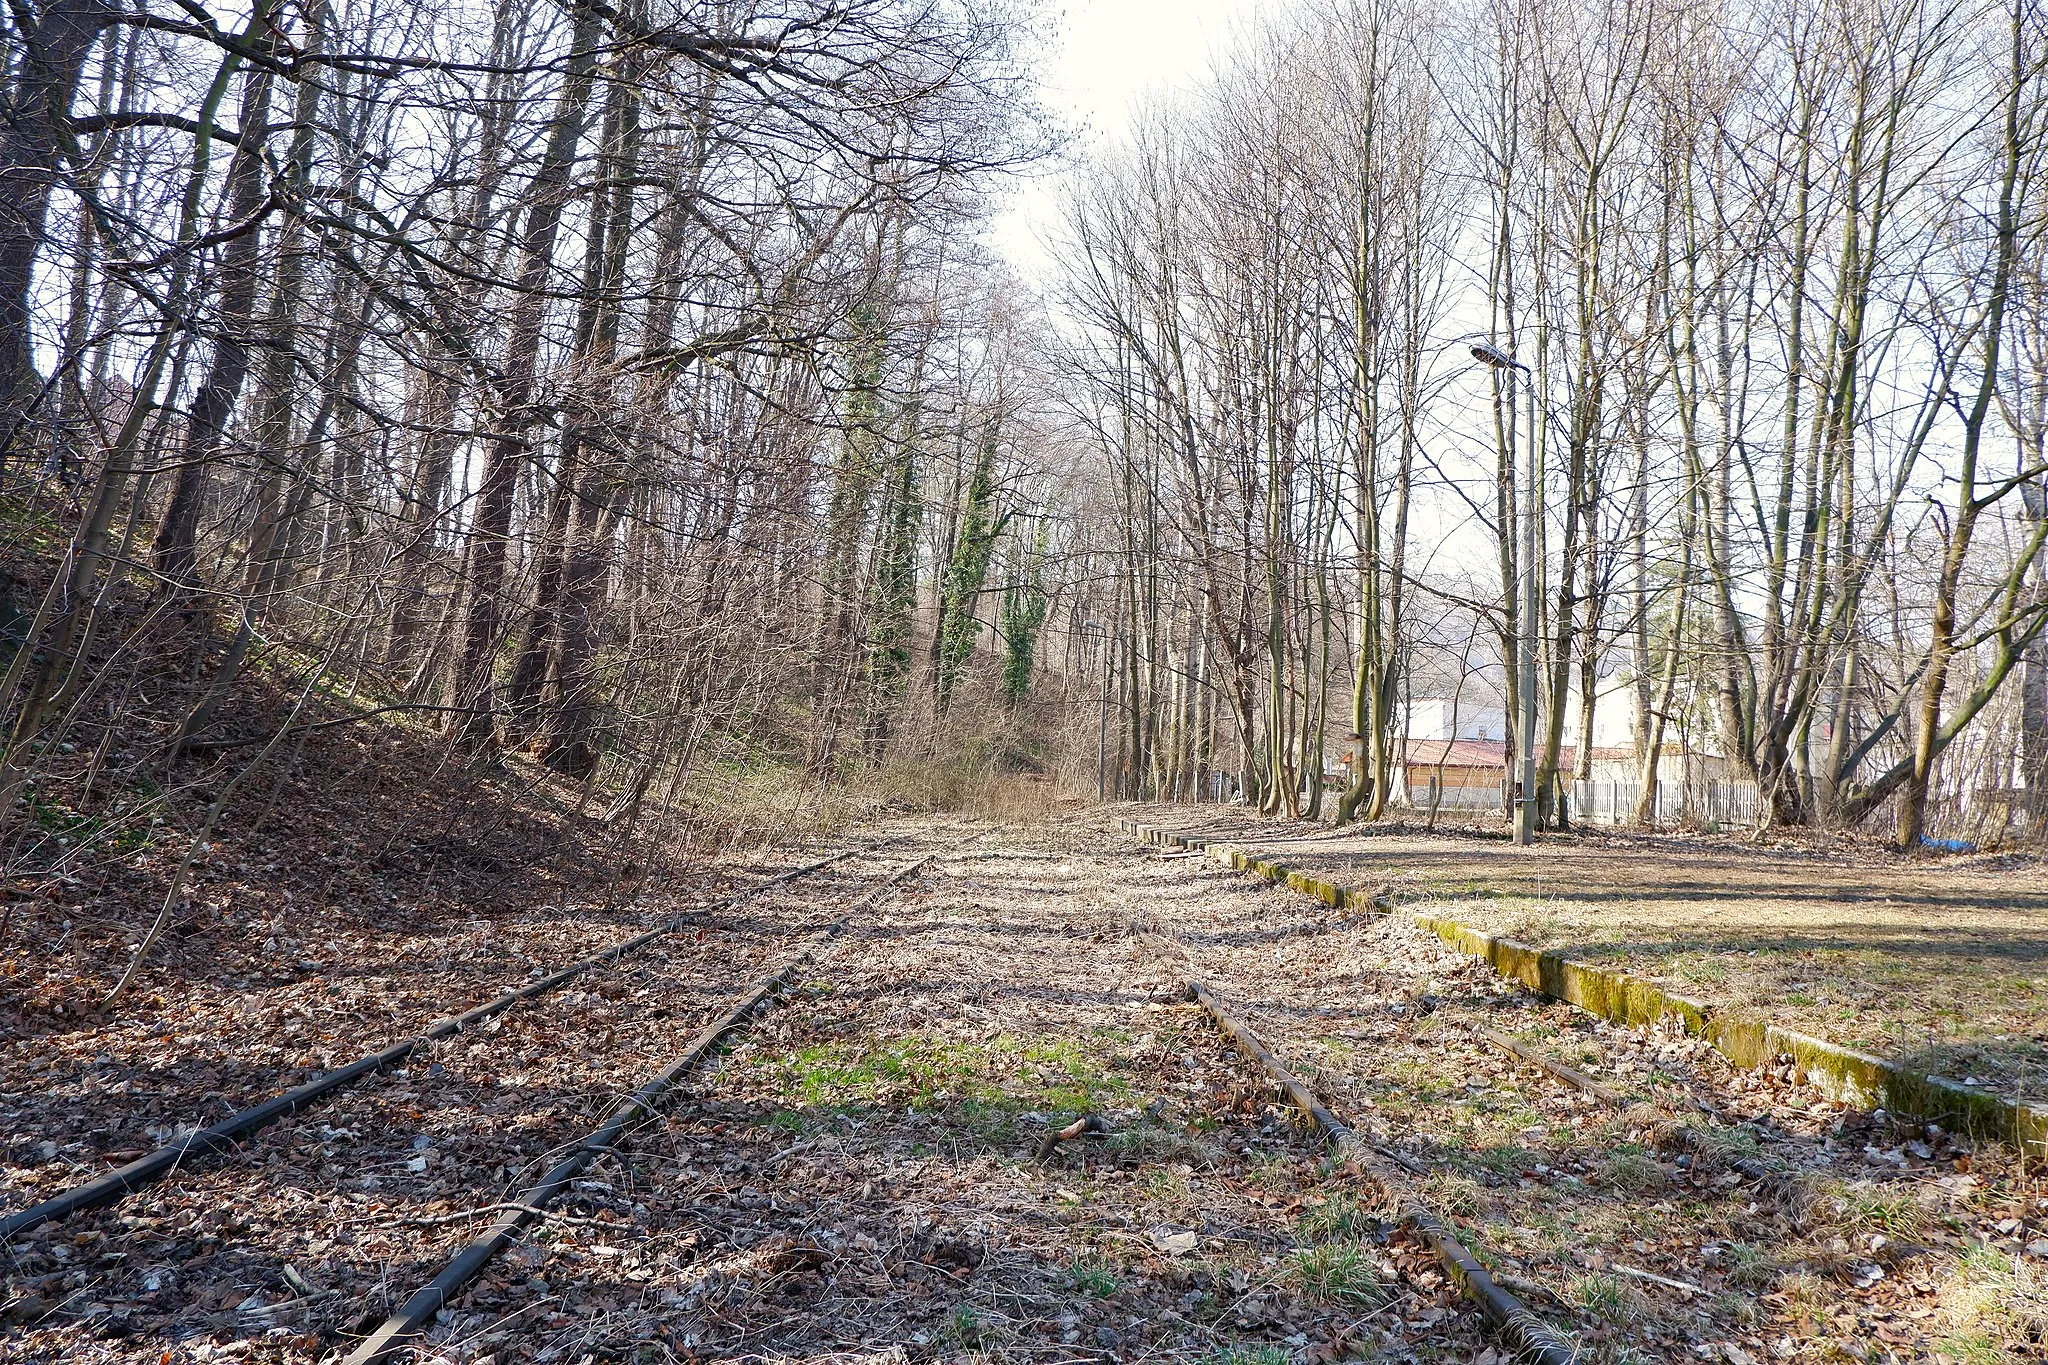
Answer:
xmin=4 ymin=818 xmax=2039 ymax=1363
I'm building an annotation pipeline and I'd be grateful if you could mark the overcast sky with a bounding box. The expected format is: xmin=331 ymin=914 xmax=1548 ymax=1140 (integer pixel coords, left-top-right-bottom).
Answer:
xmin=984 ymin=0 xmax=1268 ymax=284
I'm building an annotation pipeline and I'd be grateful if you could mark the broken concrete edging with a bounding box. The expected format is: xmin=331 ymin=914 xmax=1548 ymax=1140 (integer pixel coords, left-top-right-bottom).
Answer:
xmin=1118 ymin=818 xmax=2048 ymax=1155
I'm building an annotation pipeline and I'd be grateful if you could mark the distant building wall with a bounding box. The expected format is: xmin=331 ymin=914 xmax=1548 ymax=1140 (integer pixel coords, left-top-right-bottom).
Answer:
xmin=1404 ymin=698 xmax=1508 ymax=743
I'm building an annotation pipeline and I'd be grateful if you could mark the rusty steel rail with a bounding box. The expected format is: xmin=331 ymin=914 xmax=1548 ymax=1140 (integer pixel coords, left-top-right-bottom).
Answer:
xmin=1129 ymin=921 xmax=1579 ymax=1365
xmin=0 ymin=831 xmax=920 ymax=1243
xmin=339 ymin=841 xmax=969 ymax=1365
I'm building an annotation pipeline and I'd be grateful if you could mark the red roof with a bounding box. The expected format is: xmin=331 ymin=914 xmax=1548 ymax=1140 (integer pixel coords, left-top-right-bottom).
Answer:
xmin=1399 ymin=738 xmax=1507 ymax=767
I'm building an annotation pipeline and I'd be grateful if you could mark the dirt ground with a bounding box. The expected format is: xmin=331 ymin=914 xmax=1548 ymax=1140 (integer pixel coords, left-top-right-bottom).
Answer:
xmin=1118 ymin=804 xmax=2048 ymax=1098
xmin=3 ymin=818 xmax=2042 ymax=1364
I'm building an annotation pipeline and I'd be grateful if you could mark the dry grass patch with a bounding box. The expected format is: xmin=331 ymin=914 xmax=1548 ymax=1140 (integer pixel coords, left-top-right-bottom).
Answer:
xmin=1805 ymin=1177 xmax=1936 ymax=1240
xmin=1939 ymin=1244 xmax=2048 ymax=1363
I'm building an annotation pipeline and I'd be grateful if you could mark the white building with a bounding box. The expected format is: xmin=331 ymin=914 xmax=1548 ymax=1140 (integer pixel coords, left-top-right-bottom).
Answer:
xmin=1561 ymin=672 xmax=1643 ymax=752
xmin=1403 ymin=695 xmax=1507 ymax=743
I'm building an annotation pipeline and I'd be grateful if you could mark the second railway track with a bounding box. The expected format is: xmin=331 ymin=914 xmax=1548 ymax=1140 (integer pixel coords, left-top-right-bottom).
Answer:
xmin=1113 ymin=823 xmax=2039 ymax=1365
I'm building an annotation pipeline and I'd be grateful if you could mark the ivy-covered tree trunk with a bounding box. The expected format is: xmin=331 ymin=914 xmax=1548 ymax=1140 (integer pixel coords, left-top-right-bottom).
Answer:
xmin=933 ymin=420 xmax=1005 ymax=714
xmin=810 ymin=294 xmax=888 ymax=773
xmin=861 ymin=424 xmax=921 ymax=760
xmin=998 ymin=525 xmax=1049 ymax=707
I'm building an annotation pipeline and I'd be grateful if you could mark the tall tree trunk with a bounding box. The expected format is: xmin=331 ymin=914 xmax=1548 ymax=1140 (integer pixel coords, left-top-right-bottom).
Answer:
xmin=453 ymin=2 xmax=603 ymax=751
xmin=2023 ymin=481 xmax=2047 ymax=828
xmin=152 ymin=40 xmax=276 ymax=592
xmin=0 ymin=0 xmax=117 ymax=453
xmin=509 ymin=65 xmax=639 ymax=733
xmin=387 ymin=363 xmax=458 ymax=671
xmin=1893 ymin=19 xmax=2027 ymax=849
xmin=1633 ymin=459 xmax=1696 ymax=825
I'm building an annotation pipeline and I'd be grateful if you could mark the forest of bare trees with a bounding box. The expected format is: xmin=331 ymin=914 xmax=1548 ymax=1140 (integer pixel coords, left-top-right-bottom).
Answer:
xmin=1055 ymin=0 xmax=2048 ymax=848
xmin=11 ymin=9 xmax=2048 ymax=1361
xmin=0 ymin=0 xmax=1090 ymax=884
xmin=2 ymin=0 xmax=2046 ymax=890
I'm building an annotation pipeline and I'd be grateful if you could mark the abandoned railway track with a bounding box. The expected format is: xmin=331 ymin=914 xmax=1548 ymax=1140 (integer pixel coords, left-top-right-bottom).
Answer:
xmin=340 ymin=843 xmax=962 ymax=1364
xmin=0 ymin=830 xmax=930 ymax=1242
xmin=3 ymin=826 xmax=981 ymax=1358
xmin=1 ymin=820 xmax=2032 ymax=1364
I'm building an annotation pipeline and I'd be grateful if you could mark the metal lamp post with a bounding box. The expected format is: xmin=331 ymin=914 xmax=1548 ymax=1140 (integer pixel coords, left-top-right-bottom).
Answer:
xmin=1471 ymin=341 xmax=1538 ymax=847
xmin=1082 ymin=620 xmax=1110 ymax=801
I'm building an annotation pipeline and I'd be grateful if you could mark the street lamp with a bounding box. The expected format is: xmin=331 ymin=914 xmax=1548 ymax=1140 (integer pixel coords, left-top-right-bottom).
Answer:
xmin=1082 ymin=620 xmax=1111 ymax=801
xmin=1471 ymin=340 xmax=1538 ymax=847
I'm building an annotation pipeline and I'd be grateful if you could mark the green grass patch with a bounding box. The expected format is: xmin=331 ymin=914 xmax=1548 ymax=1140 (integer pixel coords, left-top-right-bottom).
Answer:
xmin=1468 ymin=1143 xmax=1540 ymax=1182
xmin=1595 ymin=1147 xmax=1663 ymax=1193
xmin=1720 ymin=1236 xmax=1785 ymax=1293
xmin=1723 ymin=1240 xmax=1779 ymax=1290
xmin=20 ymin=789 xmax=153 ymax=857
xmin=1069 ymin=1257 xmax=1121 ymax=1298
xmin=1382 ymin=1059 xmax=1453 ymax=1104
xmin=1289 ymin=1241 xmax=1389 ymax=1304
xmin=761 ymin=1109 xmax=806 ymax=1136
xmin=1709 ymin=1289 xmax=1760 ymax=1325
xmin=943 ymin=1303 xmax=991 ymax=1347
xmin=1943 ymin=1242 xmax=2048 ymax=1357
xmin=1105 ymin=1123 xmax=1225 ymax=1167
xmin=1300 ymin=1192 xmax=1371 ymax=1241
xmin=725 ymin=1029 xmax=1133 ymax=1119
xmin=1567 ymin=1271 xmax=1638 ymax=1325
xmin=1936 ymin=1332 xmax=2012 ymax=1365
xmin=1684 ymin=1123 xmax=1761 ymax=1166
xmin=1206 ymin=1349 xmax=1289 ymax=1365
xmin=1142 ymin=1165 xmax=1194 ymax=1205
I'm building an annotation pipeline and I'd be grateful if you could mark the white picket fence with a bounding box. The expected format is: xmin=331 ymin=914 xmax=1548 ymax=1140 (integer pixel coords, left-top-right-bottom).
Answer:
xmin=1406 ymin=781 xmax=1503 ymax=811
xmin=1571 ymin=777 xmax=1759 ymax=827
